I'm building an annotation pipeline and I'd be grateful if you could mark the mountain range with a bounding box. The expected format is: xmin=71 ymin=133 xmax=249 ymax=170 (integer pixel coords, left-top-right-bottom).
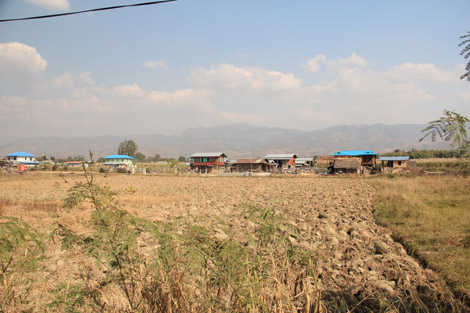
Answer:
xmin=0 ymin=123 xmax=450 ymax=159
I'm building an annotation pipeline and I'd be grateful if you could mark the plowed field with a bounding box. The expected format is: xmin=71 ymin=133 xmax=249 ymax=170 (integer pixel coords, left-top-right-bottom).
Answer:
xmin=0 ymin=172 xmax=465 ymax=311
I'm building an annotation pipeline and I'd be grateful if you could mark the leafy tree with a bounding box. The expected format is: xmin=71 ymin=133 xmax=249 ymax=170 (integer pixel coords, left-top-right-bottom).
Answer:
xmin=167 ymin=159 xmax=179 ymax=173
xmin=151 ymin=153 xmax=161 ymax=162
xmin=459 ymin=30 xmax=470 ymax=81
xmin=134 ymin=152 xmax=146 ymax=162
xmin=178 ymin=155 xmax=186 ymax=162
xmin=118 ymin=139 xmax=138 ymax=157
xmin=420 ymin=110 xmax=469 ymax=149
xmin=421 ymin=110 xmax=469 ymax=174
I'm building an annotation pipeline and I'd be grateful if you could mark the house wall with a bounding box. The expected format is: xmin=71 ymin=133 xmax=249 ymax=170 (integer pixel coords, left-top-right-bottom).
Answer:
xmin=192 ymin=156 xmax=225 ymax=168
xmin=7 ymin=156 xmax=36 ymax=162
xmin=104 ymin=159 xmax=134 ymax=167
xmin=382 ymin=160 xmax=408 ymax=168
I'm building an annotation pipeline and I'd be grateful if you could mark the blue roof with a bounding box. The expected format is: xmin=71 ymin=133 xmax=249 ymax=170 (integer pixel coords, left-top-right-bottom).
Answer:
xmin=20 ymin=161 xmax=40 ymax=165
xmin=331 ymin=150 xmax=377 ymax=156
xmin=5 ymin=152 xmax=35 ymax=157
xmin=104 ymin=155 xmax=134 ymax=160
xmin=379 ymin=156 xmax=410 ymax=161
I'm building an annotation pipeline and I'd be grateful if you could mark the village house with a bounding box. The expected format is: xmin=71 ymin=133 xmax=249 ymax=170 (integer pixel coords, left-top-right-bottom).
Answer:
xmin=330 ymin=150 xmax=377 ymax=166
xmin=295 ymin=157 xmax=316 ymax=171
xmin=330 ymin=150 xmax=377 ymax=174
xmin=231 ymin=158 xmax=276 ymax=173
xmin=333 ymin=158 xmax=362 ymax=174
xmin=5 ymin=152 xmax=40 ymax=167
xmin=66 ymin=161 xmax=88 ymax=168
xmin=189 ymin=152 xmax=227 ymax=173
xmin=103 ymin=155 xmax=135 ymax=168
xmin=265 ymin=154 xmax=297 ymax=172
xmin=379 ymin=156 xmax=410 ymax=173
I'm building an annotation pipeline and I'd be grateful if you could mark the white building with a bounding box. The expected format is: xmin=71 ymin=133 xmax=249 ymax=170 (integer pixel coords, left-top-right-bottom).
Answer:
xmin=5 ymin=152 xmax=40 ymax=167
xmin=103 ymin=155 xmax=135 ymax=167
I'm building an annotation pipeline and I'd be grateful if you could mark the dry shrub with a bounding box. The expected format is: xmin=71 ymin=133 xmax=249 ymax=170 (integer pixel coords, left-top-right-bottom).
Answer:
xmin=51 ymin=176 xmax=323 ymax=312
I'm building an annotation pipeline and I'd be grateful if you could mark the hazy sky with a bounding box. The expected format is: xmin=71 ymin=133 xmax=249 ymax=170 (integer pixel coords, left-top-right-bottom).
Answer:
xmin=0 ymin=0 xmax=469 ymax=144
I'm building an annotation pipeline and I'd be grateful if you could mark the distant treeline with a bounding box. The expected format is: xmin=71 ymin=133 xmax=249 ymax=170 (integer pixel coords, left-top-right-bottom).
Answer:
xmin=380 ymin=149 xmax=466 ymax=159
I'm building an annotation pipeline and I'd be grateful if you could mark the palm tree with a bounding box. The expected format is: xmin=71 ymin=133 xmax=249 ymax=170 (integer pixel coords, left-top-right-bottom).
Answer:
xmin=459 ymin=31 xmax=470 ymax=81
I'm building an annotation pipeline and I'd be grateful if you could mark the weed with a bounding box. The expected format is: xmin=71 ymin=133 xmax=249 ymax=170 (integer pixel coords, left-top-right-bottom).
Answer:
xmin=0 ymin=216 xmax=44 ymax=311
xmin=53 ymin=158 xmax=321 ymax=312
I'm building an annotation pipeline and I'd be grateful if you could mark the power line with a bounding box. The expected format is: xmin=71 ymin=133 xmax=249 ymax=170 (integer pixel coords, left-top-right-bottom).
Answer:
xmin=0 ymin=0 xmax=177 ymax=23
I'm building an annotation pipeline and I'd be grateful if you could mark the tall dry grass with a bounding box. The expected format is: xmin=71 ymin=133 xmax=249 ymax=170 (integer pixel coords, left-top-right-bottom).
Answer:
xmin=370 ymin=175 xmax=470 ymax=301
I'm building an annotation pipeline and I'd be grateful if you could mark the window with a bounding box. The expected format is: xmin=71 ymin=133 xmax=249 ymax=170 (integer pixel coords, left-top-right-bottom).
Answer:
xmin=398 ymin=161 xmax=402 ymax=166
xmin=219 ymin=157 xmax=223 ymax=163
xmin=203 ymin=158 xmax=207 ymax=162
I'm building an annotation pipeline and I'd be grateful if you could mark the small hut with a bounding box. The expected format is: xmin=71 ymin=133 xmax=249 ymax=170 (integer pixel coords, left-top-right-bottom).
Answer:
xmin=333 ymin=158 xmax=361 ymax=174
xmin=379 ymin=156 xmax=409 ymax=171
xmin=231 ymin=158 xmax=275 ymax=172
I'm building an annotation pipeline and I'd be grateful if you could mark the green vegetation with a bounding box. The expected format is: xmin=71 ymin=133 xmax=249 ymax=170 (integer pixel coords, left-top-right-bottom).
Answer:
xmin=0 ymin=216 xmax=44 ymax=310
xmin=459 ymin=30 xmax=470 ymax=81
xmin=118 ymin=139 xmax=138 ymax=157
xmin=380 ymin=148 xmax=467 ymax=159
xmin=371 ymin=176 xmax=470 ymax=299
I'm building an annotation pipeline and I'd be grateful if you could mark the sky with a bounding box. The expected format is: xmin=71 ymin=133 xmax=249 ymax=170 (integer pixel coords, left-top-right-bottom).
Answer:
xmin=0 ymin=0 xmax=469 ymax=144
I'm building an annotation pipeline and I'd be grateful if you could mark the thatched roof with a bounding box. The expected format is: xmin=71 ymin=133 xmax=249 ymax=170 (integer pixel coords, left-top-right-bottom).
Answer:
xmin=334 ymin=158 xmax=361 ymax=169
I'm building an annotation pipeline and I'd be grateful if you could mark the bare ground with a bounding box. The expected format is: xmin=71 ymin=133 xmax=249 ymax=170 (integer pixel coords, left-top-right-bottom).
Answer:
xmin=0 ymin=172 xmax=466 ymax=311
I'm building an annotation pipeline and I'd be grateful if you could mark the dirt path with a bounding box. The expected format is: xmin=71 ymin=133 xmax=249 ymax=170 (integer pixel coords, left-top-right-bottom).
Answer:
xmin=0 ymin=173 xmax=464 ymax=311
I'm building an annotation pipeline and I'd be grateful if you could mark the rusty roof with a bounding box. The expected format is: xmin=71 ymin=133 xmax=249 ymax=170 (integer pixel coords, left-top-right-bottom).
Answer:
xmin=233 ymin=158 xmax=273 ymax=165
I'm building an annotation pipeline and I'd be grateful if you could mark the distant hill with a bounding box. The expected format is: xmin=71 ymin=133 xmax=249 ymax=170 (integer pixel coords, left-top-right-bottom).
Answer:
xmin=0 ymin=123 xmax=450 ymax=159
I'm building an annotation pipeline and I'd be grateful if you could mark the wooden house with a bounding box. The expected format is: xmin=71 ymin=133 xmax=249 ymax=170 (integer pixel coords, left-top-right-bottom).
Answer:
xmin=231 ymin=158 xmax=275 ymax=172
xmin=295 ymin=157 xmax=315 ymax=171
xmin=265 ymin=154 xmax=297 ymax=172
xmin=190 ymin=152 xmax=227 ymax=173
xmin=330 ymin=150 xmax=377 ymax=167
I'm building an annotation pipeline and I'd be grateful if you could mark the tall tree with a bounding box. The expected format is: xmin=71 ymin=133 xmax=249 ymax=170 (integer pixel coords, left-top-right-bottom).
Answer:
xmin=420 ymin=110 xmax=469 ymax=149
xmin=134 ymin=152 xmax=146 ymax=162
xmin=459 ymin=30 xmax=470 ymax=81
xmin=118 ymin=139 xmax=138 ymax=157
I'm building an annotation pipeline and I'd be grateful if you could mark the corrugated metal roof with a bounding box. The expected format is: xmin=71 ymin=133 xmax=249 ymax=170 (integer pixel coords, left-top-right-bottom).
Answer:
xmin=104 ymin=155 xmax=134 ymax=159
xmin=296 ymin=157 xmax=314 ymax=162
xmin=20 ymin=161 xmax=40 ymax=165
xmin=265 ymin=154 xmax=297 ymax=160
xmin=233 ymin=158 xmax=272 ymax=165
xmin=331 ymin=150 xmax=377 ymax=156
xmin=190 ymin=152 xmax=227 ymax=158
xmin=379 ymin=156 xmax=410 ymax=161
xmin=5 ymin=152 xmax=35 ymax=157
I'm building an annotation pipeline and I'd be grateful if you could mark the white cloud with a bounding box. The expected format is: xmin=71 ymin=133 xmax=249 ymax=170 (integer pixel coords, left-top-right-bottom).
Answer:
xmin=0 ymin=42 xmax=47 ymax=73
xmin=303 ymin=53 xmax=367 ymax=73
xmin=1 ymin=54 xmax=468 ymax=141
xmin=26 ymin=0 xmax=70 ymax=11
xmin=330 ymin=53 xmax=368 ymax=69
xmin=189 ymin=63 xmax=302 ymax=91
xmin=459 ymin=91 xmax=470 ymax=102
xmin=143 ymin=60 xmax=170 ymax=71
xmin=387 ymin=62 xmax=456 ymax=83
xmin=303 ymin=54 xmax=326 ymax=72
xmin=113 ymin=83 xmax=144 ymax=97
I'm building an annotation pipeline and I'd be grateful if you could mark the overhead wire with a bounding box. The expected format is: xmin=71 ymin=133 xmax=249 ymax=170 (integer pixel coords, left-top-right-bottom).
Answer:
xmin=0 ymin=0 xmax=177 ymax=23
